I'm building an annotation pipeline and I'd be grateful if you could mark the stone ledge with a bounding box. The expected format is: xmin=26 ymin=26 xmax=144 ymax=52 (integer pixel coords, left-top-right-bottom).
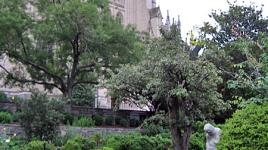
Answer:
xmin=0 ymin=124 xmax=139 ymax=138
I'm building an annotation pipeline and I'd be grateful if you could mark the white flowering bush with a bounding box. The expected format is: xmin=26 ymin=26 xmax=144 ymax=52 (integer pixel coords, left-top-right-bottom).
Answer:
xmin=0 ymin=127 xmax=21 ymax=150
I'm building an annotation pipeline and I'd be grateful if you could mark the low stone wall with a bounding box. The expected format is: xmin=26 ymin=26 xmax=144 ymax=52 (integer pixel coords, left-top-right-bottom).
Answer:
xmin=0 ymin=124 xmax=139 ymax=138
xmin=0 ymin=101 xmax=18 ymax=113
xmin=0 ymin=101 xmax=152 ymax=121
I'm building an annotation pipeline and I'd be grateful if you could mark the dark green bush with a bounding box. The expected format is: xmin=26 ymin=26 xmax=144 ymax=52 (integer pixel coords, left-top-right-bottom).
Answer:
xmin=19 ymin=92 xmax=64 ymax=141
xmin=12 ymin=111 xmax=20 ymax=123
xmin=142 ymin=124 xmax=166 ymax=136
xmin=24 ymin=140 xmax=56 ymax=150
xmin=73 ymin=116 xmax=95 ymax=127
xmin=129 ymin=119 xmax=139 ymax=127
xmin=71 ymin=85 xmax=95 ymax=107
xmin=140 ymin=112 xmax=169 ymax=136
xmin=0 ymin=91 xmax=7 ymax=101
xmin=189 ymin=132 xmax=205 ymax=150
xmin=97 ymin=147 xmax=114 ymax=150
xmin=0 ymin=137 xmax=27 ymax=150
xmin=189 ymin=121 xmax=205 ymax=150
xmin=0 ymin=111 xmax=13 ymax=124
xmin=62 ymin=112 xmax=75 ymax=125
xmin=115 ymin=116 xmax=121 ymax=125
xmin=93 ymin=115 xmax=103 ymax=126
xmin=105 ymin=116 xmax=114 ymax=126
xmin=104 ymin=133 xmax=171 ymax=150
xmin=218 ymin=103 xmax=268 ymax=149
xmin=52 ymin=127 xmax=77 ymax=147
xmin=62 ymin=135 xmax=96 ymax=150
xmin=119 ymin=118 xmax=128 ymax=127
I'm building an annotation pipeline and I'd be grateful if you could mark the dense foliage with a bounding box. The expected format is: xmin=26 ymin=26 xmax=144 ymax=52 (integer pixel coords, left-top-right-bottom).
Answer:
xmin=218 ymin=103 xmax=268 ymax=149
xmin=199 ymin=2 xmax=268 ymax=109
xmin=72 ymin=116 xmax=95 ymax=127
xmin=71 ymin=85 xmax=95 ymax=107
xmin=62 ymin=135 xmax=96 ymax=150
xmin=93 ymin=115 xmax=103 ymax=126
xmin=23 ymin=140 xmax=56 ymax=150
xmin=140 ymin=112 xmax=169 ymax=136
xmin=108 ymin=24 xmax=228 ymax=149
xmin=225 ymin=36 xmax=268 ymax=106
xmin=19 ymin=92 xmax=64 ymax=140
xmin=0 ymin=111 xmax=13 ymax=124
xmin=104 ymin=133 xmax=171 ymax=150
xmin=0 ymin=91 xmax=7 ymax=101
xmin=200 ymin=1 xmax=268 ymax=46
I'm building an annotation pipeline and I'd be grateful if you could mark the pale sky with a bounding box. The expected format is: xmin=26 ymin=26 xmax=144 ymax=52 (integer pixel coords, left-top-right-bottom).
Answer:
xmin=157 ymin=0 xmax=268 ymax=39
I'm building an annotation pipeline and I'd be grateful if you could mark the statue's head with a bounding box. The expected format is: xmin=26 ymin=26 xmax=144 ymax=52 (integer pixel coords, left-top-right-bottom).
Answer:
xmin=204 ymin=123 xmax=221 ymax=136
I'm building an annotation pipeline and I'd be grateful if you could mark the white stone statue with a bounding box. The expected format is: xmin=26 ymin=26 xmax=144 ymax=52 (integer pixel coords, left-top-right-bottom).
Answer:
xmin=204 ymin=123 xmax=221 ymax=150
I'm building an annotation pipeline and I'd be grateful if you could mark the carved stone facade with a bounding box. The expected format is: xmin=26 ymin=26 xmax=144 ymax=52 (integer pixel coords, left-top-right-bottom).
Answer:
xmin=109 ymin=0 xmax=162 ymax=37
xmin=97 ymin=0 xmax=162 ymax=110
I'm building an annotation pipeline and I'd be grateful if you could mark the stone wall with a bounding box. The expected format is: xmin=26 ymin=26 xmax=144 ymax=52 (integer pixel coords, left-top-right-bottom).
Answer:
xmin=0 ymin=101 xmax=18 ymax=113
xmin=0 ymin=124 xmax=139 ymax=138
xmin=0 ymin=101 xmax=152 ymax=121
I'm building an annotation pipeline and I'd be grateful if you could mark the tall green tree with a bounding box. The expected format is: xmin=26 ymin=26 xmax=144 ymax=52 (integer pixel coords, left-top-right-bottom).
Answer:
xmin=227 ymin=35 xmax=268 ymax=105
xmin=108 ymin=25 xmax=227 ymax=150
xmin=200 ymin=1 xmax=268 ymax=47
xmin=0 ymin=0 xmax=141 ymax=97
xmin=199 ymin=2 xmax=268 ymax=112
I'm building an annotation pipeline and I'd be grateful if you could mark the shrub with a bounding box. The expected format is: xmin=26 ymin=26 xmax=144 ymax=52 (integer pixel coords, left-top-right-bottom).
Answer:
xmin=0 ymin=91 xmax=7 ymax=102
xmin=0 ymin=135 xmax=27 ymax=150
xmin=99 ymin=147 xmax=114 ymax=150
xmin=93 ymin=115 xmax=103 ymax=126
xmin=129 ymin=119 xmax=139 ymax=127
xmin=63 ymin=140 xmax=81 ymax=150
xmin=189 ymin=132 xmax=205 ymax=150
xmin=104 ymin=133 xmax=171 ymax=150
xmin=105 ymin=116 xmax=114 ymax=126
xmin=0 ymin=111 xmax=13 ymax=124
xmin=73 ymin=116 xmax=95 ymax=127
xmin=218 ymin=103 xmax=268 ymax=149
xmin=142 ymin=124 xmax=165 ymax=136
xmin=62 ymin=135 xmax=96 ymax=150
xmin=91 ymin=133 xmax=103 ymax=147
xmin=119 ymin=118 xmax=128 ymax=127
xmin=189 ymin=121 xmax=205 ymax=150
xmin=12 ymin=111 xmax=20 ymax=123
xmin=140 ymin=112 xmax=169 ymax=136
xmin=24 ymin=140 xmax=56 ymax=150
xmin=115 ymin=116 xmax=121 ymax=125
xmin=62 ymin=112 xmax=75 ymax=125
xmin=52 ymin=127 xmax=77 ymax=147
xmin=19 ymin=92 xmax=64 ymax=141
xmin=71 ymin=85 xmax=95 ymax=107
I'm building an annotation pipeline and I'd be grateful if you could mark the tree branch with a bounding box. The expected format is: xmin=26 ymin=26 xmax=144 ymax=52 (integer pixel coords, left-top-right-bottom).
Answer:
xmin=0 ymin=64 xmax=62 ymax=91
xmin=73 ymin=80 xmax=98 ymax=87
xmin=7 ymin=52 xmax=65 ymax=89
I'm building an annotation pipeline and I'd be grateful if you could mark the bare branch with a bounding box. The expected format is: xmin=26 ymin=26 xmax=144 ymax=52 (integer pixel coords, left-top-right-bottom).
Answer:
xmin=0 ymin=64 xmax=62 ymax=91
xmin=7 ymin=53 xmax=65 ymax=88
xmin=73 ymin=80 xmax=98 ymax=87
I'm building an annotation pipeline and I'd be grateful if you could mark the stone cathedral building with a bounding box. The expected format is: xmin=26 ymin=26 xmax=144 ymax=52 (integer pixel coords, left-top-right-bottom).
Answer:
xmin=97 ymin=0 xmax=162 ymax=110
xmin=0 ymin=0 xmax=163 ymax=111
xmin=109 ymin=0 xmax=162 ymax=37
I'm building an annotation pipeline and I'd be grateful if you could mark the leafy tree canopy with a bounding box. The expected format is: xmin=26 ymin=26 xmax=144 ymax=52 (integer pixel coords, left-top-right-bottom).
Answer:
xmin=0 ymin=0 xmax=142 ymax=97
xmin=200 ymin=1 xmax=268 ymax=47
xmin=198 ymin=2 xmax=268 ymax=111
xmin=108 ymin=24 xmax=228 ymax=150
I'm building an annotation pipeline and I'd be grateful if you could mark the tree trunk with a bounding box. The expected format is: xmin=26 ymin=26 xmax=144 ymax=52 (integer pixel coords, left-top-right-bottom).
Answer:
xmin=167 ymin=97 xmax=183 ymax=150
xmin=167 ymin=97 xmax=192 ymax=150
xmin=182 ymin=125 xmax=192 ymax=150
